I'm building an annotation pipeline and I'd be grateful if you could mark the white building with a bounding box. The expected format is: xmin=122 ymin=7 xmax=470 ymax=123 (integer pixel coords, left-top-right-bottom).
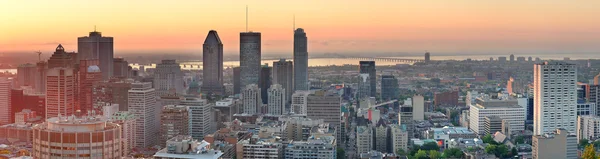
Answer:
xmin=356 ymin=126 xmax=373 ymax=154
xmin=412 ymin=95 xmax=425 ymax=121
xmin=154 ymin=59 xmax=185 ymax=96
xmin=469 ymin=93 xmax=526 ymax=135
xmin=390 ymin=125 xmax=408 ymax=153
xmin=577 ymin=115 xmax=600 ymax=141
xmin=110 ymin=111 xmax=136 ymax=157
xmin=128 ymin=82 xmax=158 ymax=148
xmin=242 ymin=84 xmax=261 ymax=114
xmin=153 ymin=135 xmax=223 ymax=159
xmin=237 ymin=139 xmax=283 ymax=159
xmin=533 ymin=61 xmax=577 ymax=135
xmin=181 ymin=97 xmax=214 ymax=140
xmin=291 ymin=91 xmax=310 ymax=115
xmin=267 ymin=84 xmax=286 ymax=115
xmin=0 ymin=78 xmax=11 ymax=125
xmin=284 ymin=136 xmax=336 ymax=159
xmin=577 ymin=102 xmax=597 ymax=116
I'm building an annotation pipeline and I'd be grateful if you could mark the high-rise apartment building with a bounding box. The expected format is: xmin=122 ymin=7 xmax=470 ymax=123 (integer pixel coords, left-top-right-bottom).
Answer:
xmin=17 ymin=63 xmax=36 ymax=88
xmin=532 ymin=128 xmax=577 ymax=159
xmin=356 ymin=126 xmax=373 ymax=154
xmin=78 ymin=30 xmax=114 ymax=80
xmin=239 ymin=32 xmax=261 ymax=90
xmin=381 ymin=75 xmax=398 ymax=100
xmin=577 ymin=115 xmax=600 ymax=141
xmin=359 ymin=61 xmax=376 ymax=96
xmin=46 ymin=67 xmax=75 ymax=119
xmin=259 ymin=64 xmax=271 ymax=104
xmin=0 ymin=78 xmax=11 ymax=125
xmin=159 ymin=105 xmax=189 ymax=146
xmin=390 ymin=125 xmax=408 ymax=154
xmin=294 ymin=28 xmax=309 ymax=91
xmin=307 ymin=91 xmax=341 ymax=127
xmin=533 ymin=61 xmax=577 ymax=135
xmin=154 ymin=59 xmax=185 ymax=96
xmin=242 ymin=84 xmax=261 ymax=114
xmin=291 ymin=91 xmax=310 ymax=115
xmin=78 ymin=60 xmax=101 ymax=113
xmin=267 ymin=84 xmax=286 ymax=115
xmin=128 ymin=82 xmax=158 ymax=148
xmin=180 ymin=97 xmax=213 ymax=140
xmin=201 ymin=30 xmax=225 ymax=95
xmin=273 ymin=59 xmax=294 ymax=103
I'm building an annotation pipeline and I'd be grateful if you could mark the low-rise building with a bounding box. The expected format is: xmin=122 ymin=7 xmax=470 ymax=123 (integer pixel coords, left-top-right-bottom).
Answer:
xmin=153 ymin=135 xmax=223 ymax=159
xmin=426 ymin=126 xmax=477 ymax=149
xmin=532 ymin=128 xmax=577 ymax=159
xmin=284 ymin=136 xmax=336 ymax=159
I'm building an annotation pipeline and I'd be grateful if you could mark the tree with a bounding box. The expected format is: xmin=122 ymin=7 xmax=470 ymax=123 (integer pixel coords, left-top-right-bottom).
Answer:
xmin=336 ymin=148 xmax=346 ymax=159
xmin=580 ymin=139 xmax=590 ymax=148
xmin=429 ymin=150 xmax=441 ymax=159
xmin=511 ymin=147 xmax=518 ymax=157
xmin=421 ymin=142 xmax=440 ymax=151
xmin=396 ymin=148 xmax=407 ymax=156
xmin=583 ymin=144 xmax=597 ymax=159
xmin=496 ymin=145 xmax=509 ymax=158
xmin=414 ymin=150 xmax=429 ymax=159
xmin=443 ymin=148 xmax=464 ymax=158
xmin=514 ymin=136 xmax=525 ymax=144
xmin=485 ymin=145 xmax=497 ymax=155
xmin=482 ymin=134 xmax=495 ymax=144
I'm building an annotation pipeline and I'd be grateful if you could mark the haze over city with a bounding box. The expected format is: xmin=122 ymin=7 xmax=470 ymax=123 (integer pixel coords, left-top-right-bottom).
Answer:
xmin=2 ymin=0 xmax=600 ymax=55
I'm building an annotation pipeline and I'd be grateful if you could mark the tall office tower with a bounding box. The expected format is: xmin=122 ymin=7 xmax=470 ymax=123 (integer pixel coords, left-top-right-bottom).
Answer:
xmin=507 ymin=77 xmax=514 ymax=95
xmin=113 ymin=58 xmax=129 ymax=78
xmin=532 ymin=128 xmax=577 ymax=159
xmin=32 ymin=116 xmax=123 ymax=158
xmin=128 ymin=82 xmax=158 ymax=148
xmin=239 ymin=32 xmax=261 ymax=91
xmin=0 ymin=78 xmax=11 ymax=125
xmin=17 ymin=63 xmax=36 ymax=88
xmin=159 ymin=105 xmax=189 ymax=146
xmin=35 ymin=61 xmax=48 ymax=93
xmin=267 ymin=84 xmax=286 ymax=115
xmin=359 ymin=61 xmax=376 ymax=96
xmin=380 ymin=75 xmax=398 ymax=100
xmin=48 ymin=44 xmax=74 ymax=69
xmin=424 ymin=52 xmax=431 ymax=63
xmin=273 ymin=59 xmax=294 ymax=103
xmin=201 ymin=30 xmax=225 ymax=95
xmin=259 ymin=64 xmax=271 ymax=104
xmin=233 ymin=67 xmax=241 ymax=94
xmin=78 ymin=60 xmax=101 ymax=113
xmin=94 ymin=79 xmax=132 ymax=111
xmin=412 ymin=94 xmax=425 ymax=121
xmin=242 ymin=84 xmax=261 ymax=114
xmin=357 ymin=74 xmax=371 ymax=100
xmin=294 ymin=28 xmax=309 ymax=91
xmin=78 ymin=30 xmax=114 ymax=80
xmin=594 ymin=73 xmax=600 ymax=85
xmin=356 ymin=126 xmax=373 ymax=154
xmin=46 ymin=67 xmax=75 ymax=119
xmin=399 ymin=105 xmax=414 ymax=138
xmin=510 ymin=54 xmax=515 ymax=62
xmin=534 ymin=61 xmax=577 ymax=135
xmin=291 ymin=91 xmax=310 ymax=115
xmin=307 ymin=91 xmax=341 ymax=127
xmin=180 ymin=97 xmax=213 ymax=140
xmin=154 ymin=59 xmax=185 ymax=96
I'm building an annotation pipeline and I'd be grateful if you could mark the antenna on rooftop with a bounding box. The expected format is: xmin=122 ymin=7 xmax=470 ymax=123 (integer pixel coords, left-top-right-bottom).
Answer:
xmin=245 ymin=5 xmax=248 ymax=32
xmin=293 ymin=14 xmax=296 ymax=31
xmin=94 ymin=25 xmax=97 ymax=32
xmin=35 ymin=51 xmax=42 ymax=62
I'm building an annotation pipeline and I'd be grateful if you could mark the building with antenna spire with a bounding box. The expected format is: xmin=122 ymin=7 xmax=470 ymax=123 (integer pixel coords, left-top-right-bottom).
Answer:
xmin=78 ymin=29 xmax=114 ymax=80
xmin=201 ymin=30 xmax=225 ymax=95
xmin=294 ymin=28 xmax=308 ymax=91
xmin=240 ymin=6 xmax=262 ymax=91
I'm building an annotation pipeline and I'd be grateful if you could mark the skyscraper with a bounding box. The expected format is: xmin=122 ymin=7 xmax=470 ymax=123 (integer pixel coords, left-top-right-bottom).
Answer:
xmin=294 ymin=28 xmax=309 ymax=91
xmin=357 ymin=74 xmax=371 ymax=100
xmin=0 ymin=78 xmax=11 ymax=125
xmin=46 ymin=67 xmax=75 ymax=119
xmin=239 ymin=32 xmax=261 ymax=91
xmin=267 ymin=84 xmax=286 ymax=115
xmin=534 ymin=61 xmax=577 ymax=135
xmin=201 ymin=30 xmax=225 ymax=95
xmin=424 ymin=52 xmax=431 ymax=63
xmin=307 ymin=91 xmax=341 ymax=127
xmin=181 ymin=97 xmax=214 ymax=140
xmin=159 ymin=105 xmax=189 ymax=146
xmin=273 ymin=59 xmax=294 ymax=103
xmin=78 ymin=30 xmax=114 ymax=80
xmin=509 ymin=54 xmax=515 ymax=62
xmin=381 ymin=75 xmax=398 ymax=100
xmin=17 ymin=63 xmax=36 ymax=88
xmin=259 ymin=64 xmax=271 ymax=104
xmin=291 ymin=91 xmax=310 ymax=115
xmin=242 ymin=84 xmax=261 ymax=114
xmin=128 ymin=82 xmax=158 ymax=148
xmin=359 ymin=61 xmax=376 ymax=96
xmin=113 ymin=58 xmax=130 ymax=78
xmin=154 ymin=60 xmax=185 ymax=96
xmin=78 ymin=59 xmax=101 ymax=113
xmin=47 ymin=44 xmax=74 ymax=69
xmin=35 ymin=61 xmax=48 ymax=94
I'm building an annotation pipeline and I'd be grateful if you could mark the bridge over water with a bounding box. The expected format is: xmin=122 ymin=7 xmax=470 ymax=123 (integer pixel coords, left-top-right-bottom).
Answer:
xmin=173 ymin=57 xmax=424 ymax=69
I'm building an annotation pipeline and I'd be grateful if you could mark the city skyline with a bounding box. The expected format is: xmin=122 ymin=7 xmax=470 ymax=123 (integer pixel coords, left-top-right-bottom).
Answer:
xmin=2 ymin=0 xmax=600 ymax=55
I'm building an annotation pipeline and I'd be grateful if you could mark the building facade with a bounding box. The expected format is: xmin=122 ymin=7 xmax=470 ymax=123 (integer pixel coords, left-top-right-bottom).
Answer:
xmin=381 ymin=75 xmax=398 ymax=101
xmin=202 ymin=30 xmax=225 ymax=95
xmin=128 ymin=82 xmax=158 ymax=148
xmin=242 ymin=84 xmax=261 ymax=114
xmin=154 ymin=59 xmax=185 ymax=96
xmin=293 ymin=28 xmax=309 ymax=91
xmin=273 ymin=59 xmax=293 ymax=103
xmin=78 ymin=31 xmax=114 ymax=80
xmin=291 ymin=91 xmax=310 ymax=115
xmin=239 ymin=32 xmax=261 ymax=91
xmin=181 ymin=97 xmax=214 ymax=140
xmin=267 ymin=84 xmax=286 ymax=115
xmin=533 ymin=61 xmax=577 ymax=135
xmin=359 ymin=61 xmax=376 ymax=96
xmin=468 ymin=94 xmax=526 ymax=135
xmin=46 ymin=67 xmax=75 ymax=119
xmin=532 ymin=128 xmax=577 ymax=159
xmin=0 ymin=78 xmax=11 ymax=125
xmin=160 ymin=105 xmax=189 ymax=146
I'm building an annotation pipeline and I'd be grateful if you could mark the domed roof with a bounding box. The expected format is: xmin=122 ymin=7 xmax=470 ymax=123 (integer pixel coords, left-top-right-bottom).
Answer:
xmin=87 ymin=65 xmax=101 ymax=72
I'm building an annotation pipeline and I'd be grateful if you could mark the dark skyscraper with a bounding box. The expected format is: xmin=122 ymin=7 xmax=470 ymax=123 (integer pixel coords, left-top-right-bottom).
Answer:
xmin=294 ymin=28 xmax=308 ymax=91
xmin=259 ymin=64 xmax=271 ymax=104
xmin=424 ymin=52 xmax=430 ymax=63
xmin=381 ymin=75 xmax=399 ymax=100
xmin=240 ymin=32 xmax=261 ymax=90
xmin=273 ymin=59 xmax=293 ymax=103
xmin=359 ymin=61 xmax=376 ymax=96
xmin=78 ymin=30 xmax=114 ymax=80
xmin=233 ymin=67 xmax=241 ymax=94
xmin=201 ymin=30 xmax=225 ymax=95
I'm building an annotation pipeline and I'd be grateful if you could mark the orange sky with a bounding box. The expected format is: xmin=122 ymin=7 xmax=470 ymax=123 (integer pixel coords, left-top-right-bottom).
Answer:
xmin=1 ymin=0 xmax=599 ymax=55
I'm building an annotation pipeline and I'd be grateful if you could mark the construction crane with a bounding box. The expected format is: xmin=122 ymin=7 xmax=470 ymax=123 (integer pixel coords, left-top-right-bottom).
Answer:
xmin=35 ymin=51 xmax=42 ymax=62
